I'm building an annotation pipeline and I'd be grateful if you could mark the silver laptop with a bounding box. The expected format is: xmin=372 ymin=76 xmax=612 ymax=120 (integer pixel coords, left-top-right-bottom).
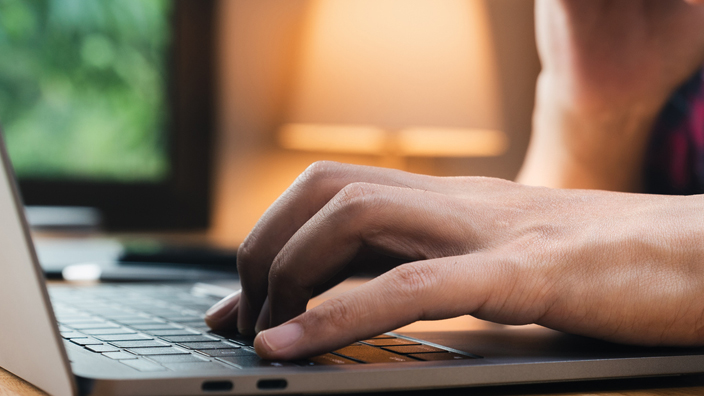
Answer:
xmin=2 ymin=130 xmax=704 ymax=396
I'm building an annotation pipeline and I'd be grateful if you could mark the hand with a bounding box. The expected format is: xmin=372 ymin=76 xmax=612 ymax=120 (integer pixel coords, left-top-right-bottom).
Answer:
xmin=206 ymin=162 xmax=704 ymax=360
xmin=518 ymin=0 xmax=704 ymax=191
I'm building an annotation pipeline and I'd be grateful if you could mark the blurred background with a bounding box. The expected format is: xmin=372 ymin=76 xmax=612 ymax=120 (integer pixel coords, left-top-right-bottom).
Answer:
xmin=0 ymin=0 xmax=539 ymax=251
xmin=213 ymin=0 xmax=539 ymax=243
xmin=0 ymin=1 xmax=170 ymax=181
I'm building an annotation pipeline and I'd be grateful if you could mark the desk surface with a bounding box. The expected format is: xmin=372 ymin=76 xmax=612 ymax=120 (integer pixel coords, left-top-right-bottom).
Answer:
xmin=4 ymin=279 xmax=704 ymax=396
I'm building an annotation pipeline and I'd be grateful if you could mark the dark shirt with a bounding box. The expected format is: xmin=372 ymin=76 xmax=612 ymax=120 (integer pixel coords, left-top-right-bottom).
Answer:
xmin=645 ymin=67 xmax=704 ymax=195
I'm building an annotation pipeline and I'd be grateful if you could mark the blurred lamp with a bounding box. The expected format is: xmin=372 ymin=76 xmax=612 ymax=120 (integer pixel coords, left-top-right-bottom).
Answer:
xmin=278 ymin=0 xmax=506 ymax=165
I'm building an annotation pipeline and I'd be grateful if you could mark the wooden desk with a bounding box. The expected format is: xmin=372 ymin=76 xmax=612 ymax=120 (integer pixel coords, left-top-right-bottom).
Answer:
xmin=0 ymin=369 xmax=47 ymax=396
xmin=4 ymin=280 xmax=704 ymax=395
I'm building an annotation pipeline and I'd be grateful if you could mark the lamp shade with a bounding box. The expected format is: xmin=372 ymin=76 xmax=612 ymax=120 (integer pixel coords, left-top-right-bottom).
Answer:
xmin=284 ymin=0 xmax=503 ymax=141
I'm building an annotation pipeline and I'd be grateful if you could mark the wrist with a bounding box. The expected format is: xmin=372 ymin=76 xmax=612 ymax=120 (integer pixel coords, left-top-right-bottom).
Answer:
xmin=517 ymin=73 xmax=663 ymax=192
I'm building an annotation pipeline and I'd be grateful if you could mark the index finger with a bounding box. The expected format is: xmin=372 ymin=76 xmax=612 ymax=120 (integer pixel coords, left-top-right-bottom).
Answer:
xmin=253 ymin=252 xmax=538 ymax=360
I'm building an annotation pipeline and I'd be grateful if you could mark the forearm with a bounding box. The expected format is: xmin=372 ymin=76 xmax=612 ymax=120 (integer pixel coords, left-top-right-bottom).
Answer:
xmin=535 ymin=192 xmax=704 ymax=346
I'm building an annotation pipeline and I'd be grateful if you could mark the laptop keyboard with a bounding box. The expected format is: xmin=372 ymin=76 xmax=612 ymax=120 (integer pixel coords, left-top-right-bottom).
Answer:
xmin=49 ymin=284 xmax=478 ymax=372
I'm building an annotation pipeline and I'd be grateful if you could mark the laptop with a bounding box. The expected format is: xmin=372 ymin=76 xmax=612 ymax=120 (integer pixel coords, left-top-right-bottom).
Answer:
xmin=2 ymin=130 xmax=704 ymax=396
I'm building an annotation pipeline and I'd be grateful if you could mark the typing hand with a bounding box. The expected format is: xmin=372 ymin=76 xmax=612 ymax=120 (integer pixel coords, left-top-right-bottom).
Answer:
xmin=206 ymin=162 xmax=704 ymax=360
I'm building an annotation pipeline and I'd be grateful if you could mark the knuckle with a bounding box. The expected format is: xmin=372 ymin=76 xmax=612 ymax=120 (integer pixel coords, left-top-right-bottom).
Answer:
xmin=314 ymin=298 xmax=359 ymax=329
xmin=387 ymin=262 xmax=438 ymax=300
xmin=296 ymin=161 xmax=344 ymax=188
xmin=329 ymin=182 xmax=379 ymax=214
xmin=486 ymin=248 xmax=559 ymax=322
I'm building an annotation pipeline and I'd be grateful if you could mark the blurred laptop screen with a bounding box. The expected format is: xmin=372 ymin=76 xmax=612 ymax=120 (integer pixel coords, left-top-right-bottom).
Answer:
xmin=0 ymin=0 xmax=171 ymax=182
xmin=0 ymin=0 xmax=215 ymax=230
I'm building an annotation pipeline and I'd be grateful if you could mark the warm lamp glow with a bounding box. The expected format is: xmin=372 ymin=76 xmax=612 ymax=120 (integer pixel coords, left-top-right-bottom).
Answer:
xmin=278 ymin=124 xmax=387 ymax=155
xmin=278 ymin=123 xmax=508 ymax=157
xmin=281 ymin=0 xmax=505 ymax=165
xmin=397 ymin=128 xmax=507 ymax=157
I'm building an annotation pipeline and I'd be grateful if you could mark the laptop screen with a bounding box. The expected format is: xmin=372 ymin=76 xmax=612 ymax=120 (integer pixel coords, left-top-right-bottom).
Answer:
xmin=0 ymin=0 xmax=216 ymax=230
xmin=0 ymin=0 xmax=171 ymax=182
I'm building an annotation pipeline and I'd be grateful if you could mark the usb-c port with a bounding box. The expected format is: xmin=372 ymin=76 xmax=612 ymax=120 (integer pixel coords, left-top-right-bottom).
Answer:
xmin=257 ymin=379 xmax=287 ymax=390
xmin=202 ymin=381 xmax=233 ymax=392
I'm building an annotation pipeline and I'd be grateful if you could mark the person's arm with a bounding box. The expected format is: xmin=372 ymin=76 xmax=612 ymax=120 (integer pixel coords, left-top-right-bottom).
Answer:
xmin=206 ymin=161 xmax=704 ymax=360
xmin=517 ymin=0 xmax=704 ymax=191
xmin=205 ymin=0 xmax=704 ymax=361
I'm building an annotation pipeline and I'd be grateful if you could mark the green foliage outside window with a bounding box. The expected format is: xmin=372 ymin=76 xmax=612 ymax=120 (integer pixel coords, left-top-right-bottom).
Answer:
xmin=0 ymin=0 xmax=171 ymax=181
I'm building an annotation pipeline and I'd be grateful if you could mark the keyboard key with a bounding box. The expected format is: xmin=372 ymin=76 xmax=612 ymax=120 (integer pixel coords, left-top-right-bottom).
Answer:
xmin=70 ymin=337 xmax=104 ymax=346
xmin=223 ymin=339 xmax=249 ymax=347
xmin=103 ymin=351 xmax=139 ymax=360
xmin=86 ymin=345 xmax=121 ymax=353
xmin=369 ymin=334 xmax=396 ymax=339
xmin=99 ymin=314 xmax=148 ymax=321
xmin=334 ymin=345 xmax=416 ymax=363
xmin=361 ymin=338 xmax=421 ymax=347
xmin=96 ymin=334 xmax=153 ymax=342
xmin=147 ymin=354 xmax=210 ymax=363
xmin=409 ymin=352 xmax=476 ymax=361
xmin=126 ymin=347 xmax=190 ymax=356
xmin=60 ymin=331 xmax=88 ymax=339
xmin=145 ymin=329 xmax=200 ymax=337
xmin=159 ymin=315 xmax=202 ymax=323
xmin=159 ymin=335 xmax=219 ymax=343
xmin=162 ymin=362 xmax=232 ymax=371
xmin=129 ymin=324 xmax=181 ymax=331
xmin=82 ymin=328 xmax=136 ymax=336
xmin=217 ymin=356 xmax=296 ymax=368
xmin=207 ymin=331 xmax=254 ymax=347
xmin=120 ymin=359 xmax=167 ymax=372
xmin=208 ymin=332 xmax=254 ymax=347
xmin=183 ymin=325 xmax=211 ymax=332
xmin=142 ymin=308 xmax=182 ymax=315
xmin=69 ymin=322 xmax=121 ymax=330
xmin=176 ymin=341 xmax=236 ymax=350
xmin=305 ymin=354 xmax=359 ymax=366
xmin=113 ymin=318 xmax=165 ymax=325
xmin=111 ymin=340 xmax=170 ymax=348
xmin=382 ymin=345 xmax=446 ymax=354
xmin=59 ymin=318 xmax=101 ymax=324
xmin=197 ymin=348 xmax=255 ymax=358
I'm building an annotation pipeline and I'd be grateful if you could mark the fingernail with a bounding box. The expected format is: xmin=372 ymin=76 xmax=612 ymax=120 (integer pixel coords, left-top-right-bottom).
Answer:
xmin=205 ymin=291 xmax=241 ymax=319
xmin=259 ymin=323 xmax=303 ymax=352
